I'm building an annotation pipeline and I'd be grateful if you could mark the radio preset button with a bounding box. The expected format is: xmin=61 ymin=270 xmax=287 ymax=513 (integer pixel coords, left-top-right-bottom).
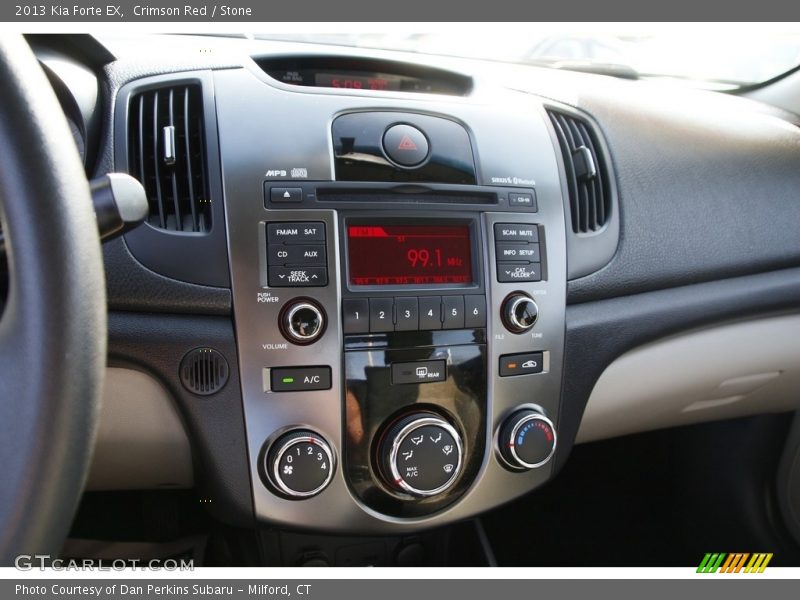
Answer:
xmin=494 ymin=223 xmax=539 ymax=243
xmin=267 ymin=222 xmax=326 ymax=244
xmin=464 ymin=295 xmax=487 ymax=328
xmin=343 ymin=298 xmax=370 ymax=334
xmin=268 ymin=244 xmax=326 ymax=266
xmin=495 ymin=242 xmax=540 ymax=263
xmin=395 ymin=297 xmax=420 ymax=331
xmin=369 ymin=298 xmax=395 ymax=332
xmin=497 ymin=262 xmax=541 ymax=283
xmin=442 ymin=296 xmax=465 ymax=330
xmin=418 ymin=296 xmax=443 ymax=330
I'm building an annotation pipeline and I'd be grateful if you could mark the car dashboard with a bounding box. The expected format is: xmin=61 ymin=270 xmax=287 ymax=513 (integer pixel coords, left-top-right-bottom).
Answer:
xmin=17 ymin=33 xmax=800 ymax=560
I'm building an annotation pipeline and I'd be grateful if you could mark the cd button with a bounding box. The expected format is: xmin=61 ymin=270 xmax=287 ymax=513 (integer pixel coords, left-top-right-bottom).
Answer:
xmin=383 ymin=124 xmax=430 ymax=167
xmin=267 ymin=244 xmax=326 ymax=266
xmin=508 ymin=191 xmax=537 ymax=210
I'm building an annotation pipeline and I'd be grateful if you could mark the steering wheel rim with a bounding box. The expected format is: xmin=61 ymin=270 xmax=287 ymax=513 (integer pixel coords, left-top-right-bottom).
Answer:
xmin=0 ymin=35 xmax=106 ymax=564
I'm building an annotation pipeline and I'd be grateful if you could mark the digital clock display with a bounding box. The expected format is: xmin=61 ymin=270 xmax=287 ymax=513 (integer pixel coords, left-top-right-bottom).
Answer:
xmin=347 ymin=224 xmax=473 ymax=286
xmin=315 ymin=72 xmax=399 ymax=91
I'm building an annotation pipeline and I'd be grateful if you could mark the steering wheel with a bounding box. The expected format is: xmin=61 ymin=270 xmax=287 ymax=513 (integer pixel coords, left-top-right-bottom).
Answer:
xmin=0 ymin=35 xmax=106 ymax=564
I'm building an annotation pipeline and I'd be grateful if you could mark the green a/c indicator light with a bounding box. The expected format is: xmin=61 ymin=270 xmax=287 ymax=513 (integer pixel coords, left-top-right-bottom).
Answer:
xmin=282 ymin=377 xmax=295 ymax=384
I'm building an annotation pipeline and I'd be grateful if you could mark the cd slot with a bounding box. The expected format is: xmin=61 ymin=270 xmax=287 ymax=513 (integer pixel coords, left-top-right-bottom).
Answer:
xmin=316 ymin=187 xmax=497 ymax=205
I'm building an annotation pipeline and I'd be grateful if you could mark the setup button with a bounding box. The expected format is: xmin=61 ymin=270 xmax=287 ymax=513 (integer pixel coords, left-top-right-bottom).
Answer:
xmin=391 ymin=360 xmax=447 ymax=385
xmin=270 ymin=367 xmax=332 ymax=392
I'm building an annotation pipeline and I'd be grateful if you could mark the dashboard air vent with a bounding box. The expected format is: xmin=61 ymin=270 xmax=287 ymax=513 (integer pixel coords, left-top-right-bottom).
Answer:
xmin=547 ymin=109 xmax=610 ymax=234
xmin=128 ymin=84 xmax=211 ymax=233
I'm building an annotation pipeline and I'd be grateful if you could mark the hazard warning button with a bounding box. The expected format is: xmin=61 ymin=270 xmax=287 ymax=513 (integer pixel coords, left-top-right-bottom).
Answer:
xmin=383 ymin=123 xmax=430 ymax=167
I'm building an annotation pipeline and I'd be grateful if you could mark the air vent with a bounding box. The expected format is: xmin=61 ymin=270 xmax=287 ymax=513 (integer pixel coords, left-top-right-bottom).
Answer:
xmin=128 ymin=84 xmax=211 ymax=232
xmin=547 ymin=109 xmax=611 ymax=234
xmin=180 ymin=348 xmax=229 ymax=396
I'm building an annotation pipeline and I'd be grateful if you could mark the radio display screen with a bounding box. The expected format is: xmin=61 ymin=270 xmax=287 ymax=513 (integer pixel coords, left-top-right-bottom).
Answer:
xmin=347 ymin=223 xmax=473 ymax=286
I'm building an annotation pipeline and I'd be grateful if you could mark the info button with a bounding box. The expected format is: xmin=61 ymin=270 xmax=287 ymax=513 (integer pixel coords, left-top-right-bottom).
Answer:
xmin=392 ymin=360 xmax=446 ymax=385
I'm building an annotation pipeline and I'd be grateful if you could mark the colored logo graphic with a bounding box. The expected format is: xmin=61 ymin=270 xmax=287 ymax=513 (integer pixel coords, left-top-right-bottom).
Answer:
xmin=697 ymin=553 xmax=773 ymax=573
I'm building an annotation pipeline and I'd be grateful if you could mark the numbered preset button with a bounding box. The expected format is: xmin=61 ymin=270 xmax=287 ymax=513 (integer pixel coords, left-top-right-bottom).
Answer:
xmin=442 ymin=296 xmax=465 ymax=330
xmin=464 ymin=295 xmax=487 ymax=328
xmin=395 ymin=297 xmax=419 ymax=331
xmin=342 ymin=299 xmax=369 ymax=334
xmin=369 ymin=298 xmax=395 ymax=333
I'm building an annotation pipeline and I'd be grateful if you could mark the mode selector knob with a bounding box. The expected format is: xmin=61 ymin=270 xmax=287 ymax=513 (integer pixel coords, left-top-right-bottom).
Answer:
xmin=280 ymin=300 xmax=326 ymax=345
xmin=266 ymin=430 xmax=335 ymax=498
xmin=379 ymin=413 xmax=463 ymax=497
xmin=498 ymin=410 xmax=557 ymax=470
xmin=502 ymin=293 xmax=538 ymax=333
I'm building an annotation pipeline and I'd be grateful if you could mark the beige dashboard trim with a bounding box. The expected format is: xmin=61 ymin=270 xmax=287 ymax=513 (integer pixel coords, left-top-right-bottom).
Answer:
xmin=577 ymin=314 xmax=800 ymax=443
xmin=86 ymin=367 xmax=194 ymax=490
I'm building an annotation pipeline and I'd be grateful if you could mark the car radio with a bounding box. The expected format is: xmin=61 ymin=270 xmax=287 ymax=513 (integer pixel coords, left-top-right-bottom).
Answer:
xmin=214 ymin=72 xmax=567 ymax=532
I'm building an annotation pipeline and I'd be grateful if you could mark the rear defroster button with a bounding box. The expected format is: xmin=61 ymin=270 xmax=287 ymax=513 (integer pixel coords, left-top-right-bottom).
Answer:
xmin=383 ymin=124 xmax=430 ymax=167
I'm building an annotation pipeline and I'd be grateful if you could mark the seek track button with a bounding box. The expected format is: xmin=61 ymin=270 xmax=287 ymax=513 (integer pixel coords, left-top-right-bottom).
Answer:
xmin=392 ymin=360 xmax=447 ymax=385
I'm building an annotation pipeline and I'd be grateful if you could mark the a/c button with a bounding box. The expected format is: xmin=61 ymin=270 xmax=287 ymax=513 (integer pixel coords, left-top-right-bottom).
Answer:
xmin=271 ymin=367 xmax=332 ymax=392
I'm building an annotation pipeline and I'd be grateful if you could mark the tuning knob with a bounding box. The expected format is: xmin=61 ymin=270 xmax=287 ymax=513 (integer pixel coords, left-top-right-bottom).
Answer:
xmin=502 ymin=293 xmax=538 ymax=333
xmin=498 ymin=409 xmax=556 ymax=470
xmin=379 ymin=413 xmax=463 ymax=497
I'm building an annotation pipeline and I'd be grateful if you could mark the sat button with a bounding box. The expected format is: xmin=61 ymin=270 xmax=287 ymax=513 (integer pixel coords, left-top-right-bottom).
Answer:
xmin=383 ymin=124 xmax=430 ymax=167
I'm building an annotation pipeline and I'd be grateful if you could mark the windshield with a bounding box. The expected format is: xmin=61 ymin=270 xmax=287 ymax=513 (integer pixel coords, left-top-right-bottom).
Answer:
xmin=257 ymin=24 xmax=800 ymax=89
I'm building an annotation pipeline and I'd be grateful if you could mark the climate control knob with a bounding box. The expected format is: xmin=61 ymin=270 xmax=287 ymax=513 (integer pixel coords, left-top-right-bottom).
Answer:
xmin=266 ymin=430 xmax=334 ymax=498
xmin=501 ymin=293 xmax=538 ymax=333
xmin=280 ymin=300 xmax=325 ymax=344
xmin=498 ymin=410 xmax=556 ymax=470
xmin=379 ymin=413 xmax=463 ymax=497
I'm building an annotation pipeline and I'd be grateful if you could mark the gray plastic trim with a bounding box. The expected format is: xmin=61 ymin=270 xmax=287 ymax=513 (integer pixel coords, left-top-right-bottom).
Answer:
xmin=86 ymin=367 xmax=193 ymax=490
xmin=578 ymin=314 xmax=800 ymax=443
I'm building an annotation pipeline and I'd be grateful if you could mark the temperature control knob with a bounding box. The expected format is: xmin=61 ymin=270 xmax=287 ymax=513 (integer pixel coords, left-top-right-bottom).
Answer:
xmin=379 ymin=413 xmax=463 ymax=497
xmin=266 ymin=430 xmax=334 ymax=498
xmin=501 ymin=293 xmax=538 ymax=333
xmin=280 ymin=300 xmax=325 ymax=345
xmin=498 ymin=410 xmax=556 ymax=470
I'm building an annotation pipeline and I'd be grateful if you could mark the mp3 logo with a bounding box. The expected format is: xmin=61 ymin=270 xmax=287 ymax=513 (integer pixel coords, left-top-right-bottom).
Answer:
xmin=265 ymin=169 xmax=287 ymax=177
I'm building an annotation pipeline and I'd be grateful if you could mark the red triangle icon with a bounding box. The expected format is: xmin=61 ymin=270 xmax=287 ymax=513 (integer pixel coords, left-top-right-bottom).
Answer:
xmin=398 ymin=135 xmax=418 ymax=151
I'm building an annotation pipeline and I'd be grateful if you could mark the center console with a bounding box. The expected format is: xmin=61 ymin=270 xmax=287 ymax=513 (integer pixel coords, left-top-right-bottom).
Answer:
xmin=216 ymin=62 xmax=566 ymax=532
